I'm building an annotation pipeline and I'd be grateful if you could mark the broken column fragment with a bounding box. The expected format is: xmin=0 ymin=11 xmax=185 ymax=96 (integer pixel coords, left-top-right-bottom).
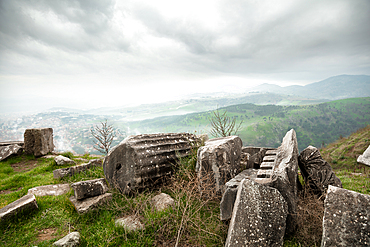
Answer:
xmin=322 ymin=185 xmax=370 ymax=247
xmin=196 ymin=136 xmax=242 ymax=197
xmin=103 ymin=133 xmax=198 ymax=194
xmin=24 ymin=128 xmax=54 ymax=157
xmin=298 ymin=145 xmax=342 ymax=196
xmin=225 ymin=179 xmax=287 ymax=247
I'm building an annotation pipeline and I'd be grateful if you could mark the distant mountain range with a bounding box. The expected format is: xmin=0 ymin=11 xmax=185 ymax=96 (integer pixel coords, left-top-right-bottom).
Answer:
xmin=251 ymin=75 xmax=370 ymax=100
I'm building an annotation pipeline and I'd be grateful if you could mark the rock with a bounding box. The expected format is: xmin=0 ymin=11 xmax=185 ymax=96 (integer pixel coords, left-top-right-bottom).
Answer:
xmin=104 ymin=133 xmax=198 ymax=194
xmin=115 ymin=216 xmax=144 ymax=231
xmin=357 ymin=145 xmax=370 ymax=167
xmin=24 ymin=128 xmax=54 ymax=157
xmin=220 ymin=169 xmax=258 ymax=221
xmin=322 ymin=185 xmax=370 ymax=247
xmin=225 ymin=179 xmax=287 ymax=247
xmin=53 ymin=159 xmax=102 ymax=179
xmin=53 ymin=231 xmax=80 ymax=247
xmin=71 ymin=178 xmax=108 ymax=200
xmin=196 ymin=136 xmax=242 ymax=197
xmin=54 ymin=155 xmax=76 ymax=166
xmin=27 ymin=184 xmax=70 ymax=197
xmin=0 ymin=144 xmax=23 ymax=161
xmin=69 ymin=193 xmax=112 ymax=214
xmin=151 ymin=193 xmax=175 ymax=211
xmin=0 ymin=194 xmax=38 ymax=221
xmin=298 ymin=145 xmax=342 ymax=196
xmin=0 ymin=141 xmax=24 ymax=147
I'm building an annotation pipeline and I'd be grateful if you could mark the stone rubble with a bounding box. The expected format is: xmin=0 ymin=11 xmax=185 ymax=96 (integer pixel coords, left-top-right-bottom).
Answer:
xmin=71 ymin=178 xmax=108 ymax=200
xmin=69 ymin=193 xmax=112 ymax=214
xmin=53 ymin=231 xmax=80 ymax=247
xmin=53 ymin=159 xmax=102 ymax=179
xmin=357 ymin=144 xmax=370 ymax=167
xmin=27 ymin=184 xmax=70 ymax=197
xmin=115 ymin=215 xmax=145 ymax=231
xmin=0 ymin=194 xmax=38 ymax=221
xmin=151 ymin=193 xmax=175 ymax=211
xmin=54 ymin=155 xmax=76 ymax=166
xmin=0 ymin=144 xmax=23 ymax=161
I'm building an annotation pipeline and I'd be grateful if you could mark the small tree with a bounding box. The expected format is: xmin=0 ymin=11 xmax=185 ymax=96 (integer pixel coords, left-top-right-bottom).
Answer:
xmin=90 ymin=119 xmax=121 ymax=155
xmin=209 ymin=108 xmax=243 ymax=137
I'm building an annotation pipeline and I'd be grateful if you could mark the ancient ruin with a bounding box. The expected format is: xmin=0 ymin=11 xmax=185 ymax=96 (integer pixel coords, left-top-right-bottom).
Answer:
xmin=53 ymin=159 xmax=102 ymax=179
xmin=0 ymin=194 xmax=38 ymax=221
xmin=24 ymin=128 xmax=54 ymax=157
xmin=103 ymin=133 xmax=198 ymax=194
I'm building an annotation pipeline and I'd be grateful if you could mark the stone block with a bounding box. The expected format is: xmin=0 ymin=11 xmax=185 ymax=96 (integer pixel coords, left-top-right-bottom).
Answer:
xmin=0 ymin=144 xmax=23 ymax=161
xmin=298 ymin=145 xmax=342 ymax=196
xmin=71 ymin=178 xmax=108 ymax=200
xmin=322 ymin=185 xmax=370 ymax=247
xmin=151 ymin=193 xmax=175 ymax=211
xmin=54 ymin=155 xmax=76 ymax=166
xmin=196 ymin=136 xmax=242 ymax=196
xmin=53 ymin=159 xmax=102 ymax=179
xmin=220 ymin=169 xmax=258 ymax=221
xmin=357 ymin=145 xmax=370 ymax=167
xmin=104 ymin=133 xmax=198 ymax=194
xmin=53 ymin=231 xmax=80 ymax=247
xmin=225 ymin=179 xmax=287 ymax=247
xmin=27 ymin=184 xmax=70 ymax=197
xmin=0 ymin=194 xmax=38 ymax=221
xmin=115 ymin=215 xmax=145 ymax=231
xmin=24 ymin=128 xmax=54 ymax=157
xmin=69 ymin=193 xmax=112 ymax=214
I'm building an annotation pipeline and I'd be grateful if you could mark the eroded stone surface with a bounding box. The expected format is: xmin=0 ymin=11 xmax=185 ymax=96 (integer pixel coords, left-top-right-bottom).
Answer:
xmin=27 ymin=184 xmax=70 ymax=197
xmin=151 ymin=193 xmax=175 ymax=211
xmin=196 ymin=136 xmax=242 ymax=197
xmin=220 ymin=169 xmax=258 ymax=221
xmin=53 ymin=159 xmax=102 ymax=179
xmin=0 ymin=194 xmax=38 ymax=221
xmin=104 ymin=133 xmax=198 ymax=194
xmin=0 ymin=144 xmax=23 ymax=161
xmin=54 ymin=155 xmax=76 ymax=166
xmin=115 ymin=216 xmax=144 ymax=231
xmin=24 ymin=128 xmax=54 ymax=157
xmin=322 ymin=185 xmax=370 ymax=247
xmin=357 ymin=145 xmax=370 ymax=167
xmin=71 ymin=178 xmax=108 ymax=200
xmin=53 ymin=231 xmax=80 ymax=247
xmin=69 ymin=193 xmax=112 ymax=214
xmin=225 ymin=179 xmax=287 ymax=247
xmin=298 ymin=146 xmax=342 ymax=196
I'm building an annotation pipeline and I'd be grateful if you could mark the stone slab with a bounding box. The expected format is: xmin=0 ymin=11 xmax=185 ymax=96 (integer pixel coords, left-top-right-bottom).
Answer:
xmin=322 ymin=185 xmax=370 ymax=247
xmin=69 ymin=193 xmax=112 ymax=214
xmin=0 ymin=144 xmax=23 ymax=161
xmin=0 ymin=194 xmax=38 ymax=221
xmin=71 ymin=178 xmax=108 ymax=200
xmin=357 ymin=145 xmax=370 ymax=167
xmin=27 ymin=184 xmax=70 ymax=197
xmin=225 ymin=179 xmax=287 ymax=247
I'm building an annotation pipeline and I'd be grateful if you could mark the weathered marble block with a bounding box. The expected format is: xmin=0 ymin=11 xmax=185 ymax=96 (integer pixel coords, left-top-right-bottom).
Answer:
xmin=0 ymin=194 xmax=38 ymax=221
xmin=69 ymin=193 xmax=112 ymax=214
xmin=53 ymin=159 xmax=102 ymax=179
xmin=27 ymin=184 xmax=70 ymax=197
xmin=24 ymin=128 xmax=54 ymax=157
xmin=71 ymin=178 xmax=108 ymax=200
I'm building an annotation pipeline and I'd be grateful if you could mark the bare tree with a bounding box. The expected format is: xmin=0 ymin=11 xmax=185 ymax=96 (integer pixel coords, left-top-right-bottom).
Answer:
xmin=209 ymin=108 xmax=243 ymax=137
xmin=90 ymin=119 xmax=121 ymax=155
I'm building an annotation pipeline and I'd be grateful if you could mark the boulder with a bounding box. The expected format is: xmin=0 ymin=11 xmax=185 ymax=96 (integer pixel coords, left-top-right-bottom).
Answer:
xmin=54 ymin=155 xmax=76 ymax=166
xmin=357 ymin=145 xmax=370 ymax=167
xmin=115 ymin=215 xmax=144 ymax=231
xmin=71 ymin=178 xmax=108 ymax=200
xmin=225 ymin=179 xmax=287 ymax=247
xmin=24 ymin=128 xmax=54 ymax=157
xmin=196 ymin=136 xmax=242 ymax=196
xmin=0 ymin=144 xmax=23 ymax=161
xmin=151 ymin=193 xmax=175 ymax=211
xmin=27 ymin=184 xmax=70 ymax=197
xmin=69 ymin=193 xmax=112 ymax=214
xmin=53 ymin=159 xmax=102 ymax=179
xmin=53 ymin=231 xmax=80 ymax=247
xmin=220 ymin=169 xmax=258 ymax=221
xmin=104 ymin=133 xmax=198 ymax=194
xmin=322 ymin=185 xmax=370 ymax=247
xmin=0 ymin=194 xmax=38 ymax=221
xmin=298 ymin=146 xmax=342 ymax=196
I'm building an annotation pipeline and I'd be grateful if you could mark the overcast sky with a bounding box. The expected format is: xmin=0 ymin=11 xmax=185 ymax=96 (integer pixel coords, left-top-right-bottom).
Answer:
xmin=1 ymin=0 xmax=369 ymax=113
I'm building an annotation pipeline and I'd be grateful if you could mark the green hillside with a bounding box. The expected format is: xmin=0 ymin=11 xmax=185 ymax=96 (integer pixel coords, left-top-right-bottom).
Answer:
xmin=129 ymin=97 xmax=370 ymax=151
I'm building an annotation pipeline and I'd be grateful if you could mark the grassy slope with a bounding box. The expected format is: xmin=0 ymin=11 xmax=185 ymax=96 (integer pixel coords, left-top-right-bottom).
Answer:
xmin=0 ymin=126 xmax=369 ymax=246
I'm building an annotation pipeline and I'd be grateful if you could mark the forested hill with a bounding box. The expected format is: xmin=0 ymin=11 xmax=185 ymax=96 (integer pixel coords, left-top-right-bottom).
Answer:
xmin=129 ymin=97 xmax=370 ymax=151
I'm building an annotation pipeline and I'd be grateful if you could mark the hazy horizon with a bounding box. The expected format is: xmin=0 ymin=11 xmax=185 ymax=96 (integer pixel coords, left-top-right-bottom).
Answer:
xmin=1 ymin=0 xmax=370 ymax=114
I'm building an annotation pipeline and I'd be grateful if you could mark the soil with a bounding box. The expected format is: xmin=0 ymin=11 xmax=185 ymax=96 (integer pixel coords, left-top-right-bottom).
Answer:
xmin=0 ymin=187 xmax=22 ymax=194
xmin=11 ymin=160 xmax=38 ymax=172
xmin=37 ymin=228 xmax=58 ymax=242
